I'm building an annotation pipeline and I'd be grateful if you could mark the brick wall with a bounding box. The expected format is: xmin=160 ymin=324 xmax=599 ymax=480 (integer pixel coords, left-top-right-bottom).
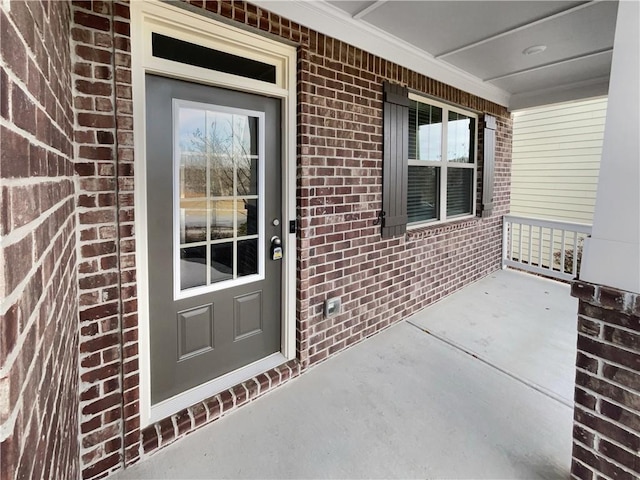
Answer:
xmin=69 ymin=1 xmax=138 ymax=478
xmin=68 ymin=1 xmax=512 ymax=479
xmin=295 ymin=12 xmax=510 ymax=368
xmin=571 ymin=281 xmax=640 ymax=479
xmin=0 ymin=1 xmax=79 ymax=479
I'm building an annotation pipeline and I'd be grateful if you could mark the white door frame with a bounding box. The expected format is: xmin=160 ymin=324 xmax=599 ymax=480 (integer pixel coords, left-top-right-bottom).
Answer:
xmin=130 ymin=0 xmax=297 ymax=426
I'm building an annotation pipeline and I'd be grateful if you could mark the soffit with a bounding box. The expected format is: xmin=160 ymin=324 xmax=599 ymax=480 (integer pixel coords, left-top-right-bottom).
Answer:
xmin=259 ymin=1 xmax=619 ymax=110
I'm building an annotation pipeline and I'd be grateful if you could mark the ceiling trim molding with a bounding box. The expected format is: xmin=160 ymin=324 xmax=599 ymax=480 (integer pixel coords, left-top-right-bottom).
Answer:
xmin=509 ymin=75 xmax=610 ymax=111
xmin=485 ymin=48 xmax=613 ymax=82
xmin=353 ymin=1 xmax=387 ymax=20
xmin=436 ymin=0 xmax=602 ymax=59
xmin=254 ymin=0 xmax=511 ymax=107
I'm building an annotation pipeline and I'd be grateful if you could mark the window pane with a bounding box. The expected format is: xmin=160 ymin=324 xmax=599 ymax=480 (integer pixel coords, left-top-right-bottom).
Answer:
xmin=176 ymin=104 xmax=264 ymax=294
xmin=237 ymin=199 xmax=258 ymax=237
xmin=409 ymin=100 xmax=442 ymax=161
xmin=237 ymin=157 xmax=258 ymax=195
xmin=180 ymin=199 xmax=207 ymax=243
xmin=233 ymin=116 xmax=258 ymax=157
xmin=152 ymin=33 xmax=276 ymax=84
xmin=408 ymin=166 xmax=440 ymax=223
xmin=209 ymin=154 xmax=234 ymax=197
xmin=210 ymin=243 xmax=233 ymax=283
xmin=180 ymin=246 xmax=207 ymax=290
xmin=178 ymin=107 xmax=206 ymax=197
xmin=210 ymin=201 xmax=235 ymax=240
xmin=237 ymin=239 xmax=258 ymax=277
xmin=447 ymin=168 xmax=473 ymax=217
xmin=448 ymin=111 xmax=474 ymax=163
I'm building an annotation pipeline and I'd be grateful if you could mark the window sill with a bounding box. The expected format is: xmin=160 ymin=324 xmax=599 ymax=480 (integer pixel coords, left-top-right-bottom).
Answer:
xmin=406 ymin=216 xmax=482 ymax=240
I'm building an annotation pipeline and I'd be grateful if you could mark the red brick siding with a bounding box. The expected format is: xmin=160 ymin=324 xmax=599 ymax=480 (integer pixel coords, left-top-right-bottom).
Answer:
xmin=0 ymin=1 xmax=79 ymax=479
xmin=570 ymin=282 xmax=640 ymax=480
xmin=295 ymin=36 xmax=511 ymax=365
xmin=70 ymin=1 xmax=137 ymax=478
xmin=69 ymin=1 xmax=512 ymax=478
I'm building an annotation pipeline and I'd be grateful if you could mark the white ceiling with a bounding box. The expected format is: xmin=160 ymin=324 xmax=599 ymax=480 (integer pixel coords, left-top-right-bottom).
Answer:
xmin=257 ymin=0 xmax=619 ymax=110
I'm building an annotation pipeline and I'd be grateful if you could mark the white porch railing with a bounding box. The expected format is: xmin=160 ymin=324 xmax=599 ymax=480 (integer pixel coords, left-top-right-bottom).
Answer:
xmin=502 ymin=215 xmax=592 ymax=282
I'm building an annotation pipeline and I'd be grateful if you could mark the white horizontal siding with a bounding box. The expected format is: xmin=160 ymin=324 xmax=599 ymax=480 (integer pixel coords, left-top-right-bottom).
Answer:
xmin=511 ymin=97 xmax=607 ymax=224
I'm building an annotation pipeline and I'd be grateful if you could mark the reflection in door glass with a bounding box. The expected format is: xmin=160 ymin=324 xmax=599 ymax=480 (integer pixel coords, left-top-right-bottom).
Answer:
xmin=238 ymin=239 xmax=258 ymax=277
xmin=176 ymin=102 xmax=262 ymax=293
xmin=178 ymin=109 xmax=207 ymax=198
xmin=237 ymin=157 xmax=258 ymax=195
xmin=209 ymin=155 xmax=234 ymax=197
xmin=180 ymin=199 xmax=208 ymax=243
xmin=210 ymin=201 xmax=235 ymax=240
xmin=180 ymin=246 xmax=207 ymax=290
xmin=210 ymin=243 xmax=233 ymax=283
xmin=233 ymin=116 xmax=258 ymax=156
xmin=237 ymin=199 xmax=258 ymax=237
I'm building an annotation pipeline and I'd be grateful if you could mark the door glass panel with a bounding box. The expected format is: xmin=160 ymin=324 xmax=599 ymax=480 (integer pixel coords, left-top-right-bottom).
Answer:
xmin=210 ymin=201 xmax=235 ymax=240
xmin=180 ymin=246 xmax=207 ymax=290
xmin=179 ymin=154 xmax=207 ymax=198
xmin=210 ymin=243 xmax=233 ymax=283
xmin=180 ymin=199 xmax=208 ymax=243
xmin=237 ymin=199 xmax=258 ymax=237
xmin=176 ymin=101 xmax=263 ymax=295
xmin=233 ymin=116 xmax=258 ymax=156
xmin=237 ymin=157 xmax=258 ymax=195
xmin=178 ymin=109 xmax=207 ymax=198
xmin=237 ymin=239 xmax=258 ymax=277
xmin=209 ymin=155 xmax=234 ymax=197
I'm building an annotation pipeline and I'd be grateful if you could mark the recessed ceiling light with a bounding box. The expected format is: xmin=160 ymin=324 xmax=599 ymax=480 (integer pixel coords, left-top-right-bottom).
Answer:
xmin=522 ymin=45 xmax=547 ymax=56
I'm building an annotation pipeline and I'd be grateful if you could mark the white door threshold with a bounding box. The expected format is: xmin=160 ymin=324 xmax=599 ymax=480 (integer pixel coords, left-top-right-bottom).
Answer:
xmin=148 ymin=352 xmax=287 ymax=424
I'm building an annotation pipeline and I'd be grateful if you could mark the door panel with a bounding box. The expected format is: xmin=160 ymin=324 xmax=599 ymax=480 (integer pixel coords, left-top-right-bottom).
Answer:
xmin=145 ymin=74 xmax=282 ymax=405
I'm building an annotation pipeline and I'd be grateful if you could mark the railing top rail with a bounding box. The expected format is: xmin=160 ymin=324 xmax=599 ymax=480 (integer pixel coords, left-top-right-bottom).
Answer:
xmin=504 ymin=214 xmax=592 ymax=234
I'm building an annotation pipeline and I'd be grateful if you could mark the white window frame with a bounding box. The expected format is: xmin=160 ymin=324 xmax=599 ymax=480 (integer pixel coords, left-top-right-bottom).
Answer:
xmin=172 ymin=100 xmax=266 ymax=300
xmin=407 ymin=93 xmax=478 ymax=228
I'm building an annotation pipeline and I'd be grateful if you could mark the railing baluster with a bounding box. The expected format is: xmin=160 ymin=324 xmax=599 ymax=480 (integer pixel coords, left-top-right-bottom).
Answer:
xmin=502 ymin=217 xmax=510 ymax=269
xmin=548 ymin=228 xmax=554 ymax=271
xmin=538 ymin=226 xmax=543 ymax=268
xmin=560 ymin=229 xmax=566 ymax=274
xmin=572 ymin=232 xmax=579 ymax=277
xmin=518 ymin=222 xmax=523 ymax=265
xmin=528 ymin=224 xmax=533 ymax=266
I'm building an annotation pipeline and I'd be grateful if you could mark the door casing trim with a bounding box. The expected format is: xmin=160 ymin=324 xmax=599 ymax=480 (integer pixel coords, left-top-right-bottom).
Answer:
xmin=131 ymin=0 xmax=297 ymax=427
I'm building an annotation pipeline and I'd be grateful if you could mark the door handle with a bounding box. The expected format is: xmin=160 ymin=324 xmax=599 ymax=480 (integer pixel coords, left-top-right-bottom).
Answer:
xmin=270 ymin=236 xmax=283 ymax=260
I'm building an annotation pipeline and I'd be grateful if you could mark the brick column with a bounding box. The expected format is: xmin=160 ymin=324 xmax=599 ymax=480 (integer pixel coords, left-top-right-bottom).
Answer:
xmin=571 ymin=281 xmax=640 ymax=479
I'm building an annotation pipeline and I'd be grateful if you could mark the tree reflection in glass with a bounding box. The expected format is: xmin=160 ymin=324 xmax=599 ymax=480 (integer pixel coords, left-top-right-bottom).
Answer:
xmin=177 ymin=106 xmax=260 ymax=290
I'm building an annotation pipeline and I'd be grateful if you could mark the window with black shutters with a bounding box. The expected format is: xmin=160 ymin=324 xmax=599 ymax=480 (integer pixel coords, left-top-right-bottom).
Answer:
xmin=407 ymin=95 xmax=477 ymax=226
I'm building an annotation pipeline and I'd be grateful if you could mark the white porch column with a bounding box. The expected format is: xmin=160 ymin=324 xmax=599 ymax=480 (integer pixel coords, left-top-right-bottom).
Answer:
xmin=579 ymin=0 xmax=640 ymax=294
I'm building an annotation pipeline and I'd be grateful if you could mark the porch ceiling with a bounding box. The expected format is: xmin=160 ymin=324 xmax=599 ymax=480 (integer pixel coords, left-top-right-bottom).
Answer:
xmin=257 ymin=0 xmax=618 ymax=110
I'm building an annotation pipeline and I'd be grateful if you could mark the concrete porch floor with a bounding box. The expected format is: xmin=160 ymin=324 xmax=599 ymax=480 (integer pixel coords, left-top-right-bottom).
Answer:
xmin=114 ymin=269 xmax=576 ymax=479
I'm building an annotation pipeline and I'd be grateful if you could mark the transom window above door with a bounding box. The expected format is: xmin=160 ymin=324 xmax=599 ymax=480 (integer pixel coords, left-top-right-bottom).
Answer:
xmin=174 ymin=100 xmax=265 ymax=299
xmin=407 ymin=95 xmax=478 ymax=226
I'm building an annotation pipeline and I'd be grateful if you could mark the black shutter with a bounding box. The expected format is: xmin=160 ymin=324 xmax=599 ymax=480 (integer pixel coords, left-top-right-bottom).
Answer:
xmin=482 ymin=115 xmax=496 ymax=217
xmin=381 ymin=81 xmax=409 ymax=238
